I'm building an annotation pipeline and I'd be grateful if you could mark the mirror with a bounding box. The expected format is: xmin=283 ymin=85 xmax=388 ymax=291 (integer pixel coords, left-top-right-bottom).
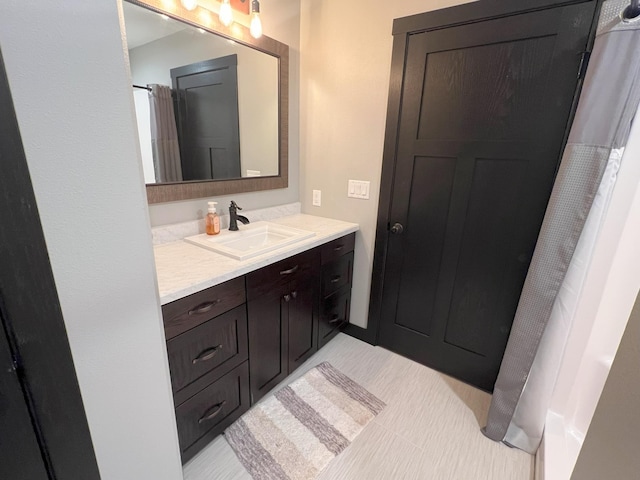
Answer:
xmin=123 ymin=0 xmax=288 ymax=204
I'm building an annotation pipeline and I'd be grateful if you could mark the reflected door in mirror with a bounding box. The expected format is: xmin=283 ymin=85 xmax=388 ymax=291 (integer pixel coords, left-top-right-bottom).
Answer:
xmin=172 ymin=55 xmax=241 ymax=181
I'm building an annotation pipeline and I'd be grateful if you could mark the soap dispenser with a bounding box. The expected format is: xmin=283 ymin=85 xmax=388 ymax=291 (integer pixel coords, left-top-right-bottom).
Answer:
xmin=205 ymin=201 xmax=220 ymax=235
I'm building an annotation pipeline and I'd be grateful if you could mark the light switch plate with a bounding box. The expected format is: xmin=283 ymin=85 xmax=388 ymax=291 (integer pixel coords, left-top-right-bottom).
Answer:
xmin=312 ymin=190 xmax=321 ymax=206
xmin=348 ymin=180 xmax=370 ymax=200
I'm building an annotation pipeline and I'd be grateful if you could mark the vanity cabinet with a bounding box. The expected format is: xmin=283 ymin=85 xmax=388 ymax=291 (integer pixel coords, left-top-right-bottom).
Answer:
xmin=319 ymin=235 xmax=355 ymax=348
xmin=160 ymin=232 xmax=355 ymax=462
xmin=162 ymin=278 xmax=250 ymax=463
xmin=246 ymin=249 xmax=320 ymax=404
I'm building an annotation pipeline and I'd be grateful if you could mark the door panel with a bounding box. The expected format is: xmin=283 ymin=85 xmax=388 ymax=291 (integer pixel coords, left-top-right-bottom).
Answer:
xmin=247 ymin=286 xmax=289 ymax=404
xmin=417 ymin=35 xmax=558 ymax=142
xmin=395 ymin=156 xmax=456 ymax=336
xmin=287 ymin=276 xmax=318 ymax=373
xmin=443 ymin=157 xmax=528 ymax=356
xmin=378 ymin=2 xmax=596 ymax=391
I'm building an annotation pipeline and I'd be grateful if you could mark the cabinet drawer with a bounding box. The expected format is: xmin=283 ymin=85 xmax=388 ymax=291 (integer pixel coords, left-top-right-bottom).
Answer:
xmin=321 ymin=233 xmax=355 ymax=265
xmin=322 ymin=251 xmax=353 ymax=298
xmin=176 ymin=362 xmax=250 ymax=462
xmin=168 ymin=305 xmax=248 ymax=404
xmin=163 ymin=276 xmax=246 ymax=340
xmin=246 ymin=249 xmax=319 ymax=301
xmin=319 ymin=287 xmax=351 ymax=349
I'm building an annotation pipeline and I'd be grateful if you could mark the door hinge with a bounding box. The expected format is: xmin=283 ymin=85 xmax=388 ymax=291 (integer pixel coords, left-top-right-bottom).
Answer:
xmin=578 ymin=51 xmax=591 ymax=80
xmin=10 ymin=353 xmax=21 ymax=374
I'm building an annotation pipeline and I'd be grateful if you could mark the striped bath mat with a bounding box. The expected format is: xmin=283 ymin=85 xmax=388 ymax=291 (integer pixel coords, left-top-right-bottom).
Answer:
xmin=225 ymin=362 xmax=385 ymax=480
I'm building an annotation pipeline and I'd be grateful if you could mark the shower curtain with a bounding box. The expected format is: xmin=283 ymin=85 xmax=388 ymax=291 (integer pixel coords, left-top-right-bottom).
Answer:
xmin=149 ymin=84 xmax=183 ymax=183
xmin=484 ymin=0 xmax=640 ymax=453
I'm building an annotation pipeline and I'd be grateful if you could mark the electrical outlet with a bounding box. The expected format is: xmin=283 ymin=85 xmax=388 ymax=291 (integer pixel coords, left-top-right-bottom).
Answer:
xmin=348 ymin=180 xmax=370 ymax=199
xmin=312 ymin=190 xmax=321 ymax=206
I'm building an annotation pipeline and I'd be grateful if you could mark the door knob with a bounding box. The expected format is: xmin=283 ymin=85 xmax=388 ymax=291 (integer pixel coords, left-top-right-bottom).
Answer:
xmin=390 ymin=223 xmax=404 ymax=234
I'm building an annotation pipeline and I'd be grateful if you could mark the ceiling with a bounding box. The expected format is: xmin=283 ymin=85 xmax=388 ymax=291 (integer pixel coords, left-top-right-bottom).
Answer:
xmin=122 ymin=2 xmax=188 ymax=50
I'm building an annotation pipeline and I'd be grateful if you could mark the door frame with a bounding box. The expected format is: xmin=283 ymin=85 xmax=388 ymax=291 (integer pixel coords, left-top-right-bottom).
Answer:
xmin=0 ymin=50 xmax=101 ymax=479
xmin=344 ymin=0 xmax=603 ymax=345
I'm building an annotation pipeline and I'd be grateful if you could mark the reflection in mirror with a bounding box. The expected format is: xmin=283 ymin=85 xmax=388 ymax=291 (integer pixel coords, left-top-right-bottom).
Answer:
xmin=123 ymin=1 xmax=279 ymax=185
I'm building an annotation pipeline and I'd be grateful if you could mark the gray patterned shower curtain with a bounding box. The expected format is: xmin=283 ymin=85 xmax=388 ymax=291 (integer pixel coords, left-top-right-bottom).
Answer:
xmin=149 ymin=84 xmax=183 ymax=183
xmin=484 ymin=0 xmax=640 ymax=453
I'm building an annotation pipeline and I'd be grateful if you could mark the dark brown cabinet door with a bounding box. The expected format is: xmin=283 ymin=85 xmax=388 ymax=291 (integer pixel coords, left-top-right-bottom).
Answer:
xmin=377 ymin=2 xmax=596 ymax=391
xmin=287 ymin=276 xmax=318 ymax=373
xmin=247 ymin=249 xmax=321 ymax=403
xmin=247 ymin=285 xmax=289 ymax=404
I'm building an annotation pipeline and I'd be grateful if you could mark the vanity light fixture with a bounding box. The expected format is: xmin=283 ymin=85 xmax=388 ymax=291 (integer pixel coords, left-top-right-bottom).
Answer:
xmin=250 ymin=0 xmax=262 ymax=39
xmin=180 ymin=0 xmax=198 ymax=11
xmin=219 ymin=0 xmax=233 ymax=27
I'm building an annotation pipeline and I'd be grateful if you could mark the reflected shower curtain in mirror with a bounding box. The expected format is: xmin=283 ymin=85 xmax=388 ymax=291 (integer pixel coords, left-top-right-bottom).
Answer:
xmin=149 ymin=84 xmax=183 ymax=183
xmin=484 ymin=0 xmax=640 ymax=453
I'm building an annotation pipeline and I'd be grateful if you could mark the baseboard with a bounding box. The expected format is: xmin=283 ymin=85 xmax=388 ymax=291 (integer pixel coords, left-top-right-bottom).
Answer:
xmin=343 ymin=323 xmax=376 ymax=344
xmin=536 ymin=435 xmax=545 ymax=480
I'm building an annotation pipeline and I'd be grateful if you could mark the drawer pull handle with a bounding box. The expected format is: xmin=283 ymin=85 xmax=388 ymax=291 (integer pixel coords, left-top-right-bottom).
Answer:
xmin=329 ymin=314 xmax=342 ymax=325
xmin=291 ymin=291 xmax=298 ymax=299
xmin=188 ymin=300 xmax=221 ymax=316
xmin=280 ymin=265 xmax=299 ymax=275
xmin=330 ymin=275 xmax=342 ymax=284
xmin=283 ymin=294 xmax=291 ymax=302
xmin=333 ymin=244 xmax=345 ymax=251
xmin=198 ymin=401 xmax=226 ymax=424
xmin=192 ymin=345 xmax=223 ymax=364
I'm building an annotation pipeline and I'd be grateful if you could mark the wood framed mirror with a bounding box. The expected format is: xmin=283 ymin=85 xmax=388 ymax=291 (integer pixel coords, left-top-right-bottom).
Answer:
xmin=123 ymin=0 xmax=288 ymax=204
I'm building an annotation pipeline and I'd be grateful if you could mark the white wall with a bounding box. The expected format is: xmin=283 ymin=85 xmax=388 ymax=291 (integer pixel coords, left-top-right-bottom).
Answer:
xmin=148 ymin=0 xmax=301 ymax=226
xmin=543 ymin=102 xmax=640 ymax=479
xmin=299 ymin=0 xmax=474 ymax=328
xmin=0 ymin=1 xmax=183 ymax=478
xmin=128 ymin=28 xmax=279 ymax=180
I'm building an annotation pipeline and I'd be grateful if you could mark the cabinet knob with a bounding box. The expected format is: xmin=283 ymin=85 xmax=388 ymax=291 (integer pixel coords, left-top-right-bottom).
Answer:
xmin=390 ymin=223 xmax=404 ymax=235
xmin=291 ymin=291 xmax=298 ymax=299
xmin=283 ymin=294 xmax=291 ymax=302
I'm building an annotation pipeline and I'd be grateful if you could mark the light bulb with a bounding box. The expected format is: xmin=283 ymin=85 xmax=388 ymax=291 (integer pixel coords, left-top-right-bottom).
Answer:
xmin=250 ymin=0 xmax=262 ymax=39
xmin=219 ymin=0 xmax=233 ymax=27
xmin=180 ymin=0 xmax=198 ymax=10
xmin=250 ymin=13 xmax=262 ymax=38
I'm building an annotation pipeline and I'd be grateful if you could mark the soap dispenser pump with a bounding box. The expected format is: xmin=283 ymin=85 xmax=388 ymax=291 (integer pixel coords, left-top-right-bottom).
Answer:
xmin=205 ymin=201 xmax=220 ymax=235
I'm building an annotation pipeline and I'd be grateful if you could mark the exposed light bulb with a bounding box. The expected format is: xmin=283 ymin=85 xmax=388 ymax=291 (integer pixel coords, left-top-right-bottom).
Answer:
xmin=219 ymin=0 xmax=233 ymax=27
xmin=250 ymin=14 xmax=262 ymax=38
xmin=250 ymin=0 xmax=262 ymax=39
xmin=180 ymin=0 xmax=198 ymax=10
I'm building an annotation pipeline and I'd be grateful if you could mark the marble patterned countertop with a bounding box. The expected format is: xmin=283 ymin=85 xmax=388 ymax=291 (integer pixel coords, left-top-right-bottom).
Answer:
xmin=154 ymin=214 xmax=359 ymax=305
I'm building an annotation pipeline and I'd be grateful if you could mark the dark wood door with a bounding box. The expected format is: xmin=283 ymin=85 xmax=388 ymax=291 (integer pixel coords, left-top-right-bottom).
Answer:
xmin=247 ymin=285 xmax=289 ymax=404
xmin=287 ymin=276 xmax=318 ymax=373
xmin=377 ymin=2 xmax=596 ymax=391
xmin=171 ymin=54 xmax=241 ymax=181
xmin=0 ymin=317 xmax=49 ymax=480
xmin=0 ymin=47 xmax=100 ymax=479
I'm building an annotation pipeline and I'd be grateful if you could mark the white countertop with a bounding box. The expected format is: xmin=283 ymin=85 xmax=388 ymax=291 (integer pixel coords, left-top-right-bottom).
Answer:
xmin=154 ymin=214 xmax=359 ymax=305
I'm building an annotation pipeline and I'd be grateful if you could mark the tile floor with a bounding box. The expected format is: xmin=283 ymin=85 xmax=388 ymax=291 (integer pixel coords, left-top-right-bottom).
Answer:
xmin=184 ymin=334 xmax=534 ymax=480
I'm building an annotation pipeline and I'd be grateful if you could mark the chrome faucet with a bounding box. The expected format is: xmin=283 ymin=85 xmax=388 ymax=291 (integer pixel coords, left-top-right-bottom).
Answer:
xmin=228 ymin=201 xmax=250 ymax=231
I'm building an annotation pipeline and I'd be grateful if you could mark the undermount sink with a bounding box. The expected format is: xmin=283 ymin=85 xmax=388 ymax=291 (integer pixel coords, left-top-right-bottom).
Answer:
xmin=184 ymin=221 xmax=316 ymax=261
